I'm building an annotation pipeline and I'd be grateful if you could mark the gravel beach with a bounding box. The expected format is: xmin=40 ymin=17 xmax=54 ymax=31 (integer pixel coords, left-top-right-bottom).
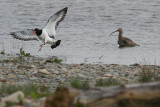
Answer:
xmin=0 ymin=56 xmax=160 ymax=91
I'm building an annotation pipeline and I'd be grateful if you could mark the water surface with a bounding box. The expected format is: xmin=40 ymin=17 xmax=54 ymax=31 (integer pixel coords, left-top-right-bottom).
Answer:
xmin=0 ymin=0 xmax=160 ymax=64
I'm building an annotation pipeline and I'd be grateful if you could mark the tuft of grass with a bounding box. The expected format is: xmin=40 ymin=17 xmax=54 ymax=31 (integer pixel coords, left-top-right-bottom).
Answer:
xmin=70 ymin=78 xmax=89 ymax=89
xmin=0 ymin=50 xmax=5 ymax=55
xmin=0 ymin=83 xmax=51 ymax=99
xmin=18 ymin=94 xmax=25 ymax=105
xmin=18 ymin=48 xmax=31 ymax=62
xmin=54 ymin=57 xmax=63 ymax=63
xmin=96 ymin=78 xmax=120 ymax=87
xmin=138 ymin=66 xmax=160 ymax=82
xmin=20 ymin=48 xmax=31 ymax=57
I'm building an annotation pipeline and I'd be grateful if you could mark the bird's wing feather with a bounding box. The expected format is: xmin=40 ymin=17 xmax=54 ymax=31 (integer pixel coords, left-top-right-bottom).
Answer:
xmin=10 ymin=29 xmax=39 ymax=41
xmin=123 ymin=37 xmax=137 ymax=45
xmin=44 ymin=7 xmax=68 ymax=38
xmin=124 ymin=37 xmax=134 ymax=43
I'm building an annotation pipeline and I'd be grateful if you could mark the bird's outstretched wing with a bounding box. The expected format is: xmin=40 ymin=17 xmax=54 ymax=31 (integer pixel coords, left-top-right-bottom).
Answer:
xmin=44 ymin=7 xmax=68 ymax=38
xmin=10 ymin=29 xmax=39 ymax=41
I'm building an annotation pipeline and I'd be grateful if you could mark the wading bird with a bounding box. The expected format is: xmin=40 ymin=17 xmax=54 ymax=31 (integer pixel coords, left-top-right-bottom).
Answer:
xmin=109 ymin=28 xmax=139 ymax=48
xmin=10 ymin=7 xmax=68 ymax=52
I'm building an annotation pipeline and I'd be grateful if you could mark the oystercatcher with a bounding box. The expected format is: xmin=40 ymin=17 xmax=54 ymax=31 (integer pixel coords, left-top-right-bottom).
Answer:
xmin=109 ymin=28 xmax=139 ymax=48
xmin=10 ymin=7 xmax=68 ymax=52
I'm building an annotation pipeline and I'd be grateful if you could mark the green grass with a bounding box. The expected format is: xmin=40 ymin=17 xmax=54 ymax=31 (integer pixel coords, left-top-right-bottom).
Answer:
xmin=0 ymin=83 xmax=51 ymax=100
xmin=69 ymin=78 xmax=121 ymax=89
xmin=138 ymin=66 xmax=160 ymax=82
xmin=70 ymin=78 xmax=89 ymax=89
xmin=45 ymin=57 xmax=63 ymax=64
xmin=20 ymin=48 xmax=31 ymax=57
xmin=54 ymin=57 xmax=63 ymax=63
xmin=0 ymin=50 xmax=5 ymax=55
xmin=96 ymin=78 xmax=120 ymax=87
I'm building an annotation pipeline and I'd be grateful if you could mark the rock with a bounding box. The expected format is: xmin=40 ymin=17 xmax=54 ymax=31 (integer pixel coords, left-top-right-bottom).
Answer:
xmin=125 ymin=72 xmax=129 ymax=77
xmin=45 ymin=59 xmax=54 ymax=63
xmin=38 ymin=69 xmax=51 ymax=75
xmin=131 ymin=63 xmax=141 ymax=66
xmin=17 ymin=65 xmax=35 ymax=69
xmin=48 ymin=69 xmax=59 ymax=74
xmin=56 ymin=75 xmax=61 ymax=80
xmin=38 ymin=66 xmax=47 ymax=69
xmin=25 ymin=99 xmax=32 ymax=107
xmin=30 ymin=77 xmax=39 ymax=80
xmin=0 ymin=77 xmax=7 ymax=82
xmin=2 ymin=91 xmax=24 ymax=104
xmin=61 ymin=68 xmax=68 ymax=73
xmin=61 ymin=74 xmax=66 ymax=78
xmin=17 ymin=75 xmax=26 ymax=79
xmin=107 ymin=69 xmax=114 ymax=72
xmin=104 ymin=73 xmax=113 ymax=77
xmin=45 ymin=66 xmax=54 ymax=69
xmin=33 ymin=73 xmax=45 ymax=78
xmin=77 ymin=74 xmax=86 ymax=79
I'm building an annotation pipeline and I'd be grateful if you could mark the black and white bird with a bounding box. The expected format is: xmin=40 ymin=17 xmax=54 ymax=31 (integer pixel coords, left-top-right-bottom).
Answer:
xmin=10 ymin=7 xmax=68 ymax=52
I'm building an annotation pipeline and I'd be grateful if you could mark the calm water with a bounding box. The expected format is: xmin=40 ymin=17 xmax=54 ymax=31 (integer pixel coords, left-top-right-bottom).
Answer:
xmin=0 ymin=0 xmax=160 ymax=64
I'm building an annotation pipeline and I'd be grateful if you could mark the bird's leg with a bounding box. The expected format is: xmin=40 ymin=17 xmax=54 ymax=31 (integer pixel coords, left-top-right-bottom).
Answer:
xmin=40 ymin=43 xmax=45 ymax=47
xmin=38 ymin=43 xmax=45 ymax=52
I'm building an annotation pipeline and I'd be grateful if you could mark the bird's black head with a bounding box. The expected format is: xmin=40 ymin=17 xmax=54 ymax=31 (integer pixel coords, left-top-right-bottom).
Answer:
xmin=33 ymin=28 xmax=42 ymax=36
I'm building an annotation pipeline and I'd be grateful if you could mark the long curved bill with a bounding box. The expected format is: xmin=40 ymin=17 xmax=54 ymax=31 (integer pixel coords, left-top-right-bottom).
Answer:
xmin=109 ymin=30 xmax=118 ymax=36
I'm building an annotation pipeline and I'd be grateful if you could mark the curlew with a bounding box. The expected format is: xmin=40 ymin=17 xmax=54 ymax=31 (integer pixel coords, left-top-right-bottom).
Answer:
xmin=109 ymin=28 xmax=139 ymax=48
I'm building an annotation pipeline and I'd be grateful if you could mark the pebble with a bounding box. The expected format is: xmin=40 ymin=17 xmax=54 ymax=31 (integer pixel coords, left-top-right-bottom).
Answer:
xmin=104 ymin=74 xmax=113 ymax=77
xmin=17 ymin=65 xmax=35 ymax=69
xmin=48 ymin=70 xmax=59 ymax=74
xmin=2 ymin=91 xmax=24 ymax=103
xmin=0 ymin=57 xmax=160 ymax=92
xmin=17 ymin=75 xmax=26 ymax=79
xmin=38 ymin=69 xmax=51 ymax=75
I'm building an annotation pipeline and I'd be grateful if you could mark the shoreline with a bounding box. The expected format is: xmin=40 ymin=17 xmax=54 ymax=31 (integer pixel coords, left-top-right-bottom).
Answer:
xmin=0 ymin=56 xmax=160 ymax=91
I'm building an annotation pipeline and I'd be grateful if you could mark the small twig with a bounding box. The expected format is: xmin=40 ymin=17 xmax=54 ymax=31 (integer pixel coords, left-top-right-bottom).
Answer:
xmin=99 ymin=54 xmax=103 ymax=59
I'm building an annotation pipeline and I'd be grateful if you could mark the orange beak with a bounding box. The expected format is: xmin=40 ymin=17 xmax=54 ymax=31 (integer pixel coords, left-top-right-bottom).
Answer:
xmin=33 ymin=31 xmax=36 ymax=35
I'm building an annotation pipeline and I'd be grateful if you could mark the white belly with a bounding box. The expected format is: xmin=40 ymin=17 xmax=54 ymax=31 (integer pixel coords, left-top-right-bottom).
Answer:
xmin=38 ymin=29 xmax=56 ymax=45
xmin=38 ymin=34 xmax=45 ymax=42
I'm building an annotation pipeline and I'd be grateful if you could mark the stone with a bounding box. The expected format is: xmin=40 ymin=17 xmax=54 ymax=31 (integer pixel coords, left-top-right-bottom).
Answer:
xmin=0 ymin=77 xmax=7 ymax=82
xmin=17 ymin=65 xmax=35 ymax=69
xmin=33 ymin=73 xmax=45 ymax=78
xmin=2 ymin=91 xmax=24 ymax=104
xmin=125 ymin=72 xmax=129 ymax=77
xmin=17 ymin=75 xmax=26 ymax=79
xmin=77 ymin=74 xmax=86 ymax=79
xmin=62 ymin=68 xmax=67 ymax=72
xmin=38 ymin=69 xmax=51 ymax=75
xmin=25 ymin=99 xmax=32 ymax=107
xmin=104 ymin=74 xmax=113 ymax=77
xmin=0 ymin=79 xmax=6 ymax=82
xmin=48 ymin=69 xmax=59 ymax=74
xmin=30 ymin=77 xmax=39 ymax=80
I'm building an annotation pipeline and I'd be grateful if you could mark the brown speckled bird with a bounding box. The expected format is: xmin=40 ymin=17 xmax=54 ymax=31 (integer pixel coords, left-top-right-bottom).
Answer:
xmin=109 ymin=28 xmax=139 ymax=48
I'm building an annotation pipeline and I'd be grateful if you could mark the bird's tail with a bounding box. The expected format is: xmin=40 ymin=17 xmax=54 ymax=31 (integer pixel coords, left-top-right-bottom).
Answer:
xmin=51 ymin=40 xmax=61 ymax=49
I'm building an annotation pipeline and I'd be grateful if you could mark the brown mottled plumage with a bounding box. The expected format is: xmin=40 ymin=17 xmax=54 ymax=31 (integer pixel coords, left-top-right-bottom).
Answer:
xmin=109 ymin=28 xmax=139 ymax=48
